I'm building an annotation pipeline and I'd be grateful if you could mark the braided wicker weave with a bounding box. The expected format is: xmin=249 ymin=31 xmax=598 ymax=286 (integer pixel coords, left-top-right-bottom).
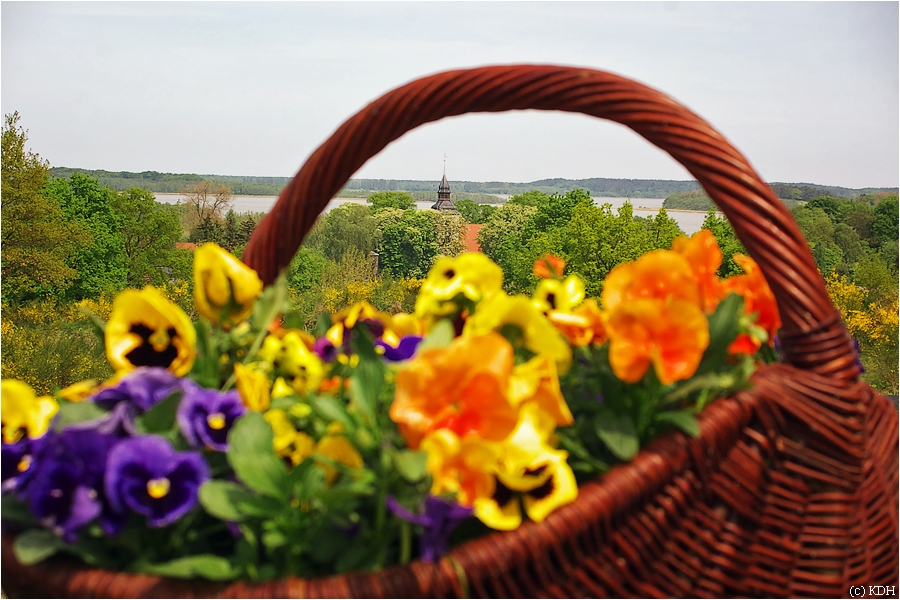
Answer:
xmin=2 ymin=65 xmax=897 ymax=598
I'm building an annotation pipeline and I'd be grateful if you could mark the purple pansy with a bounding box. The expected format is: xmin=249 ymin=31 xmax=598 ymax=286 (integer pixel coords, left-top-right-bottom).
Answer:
xmin=386 ymin=495 xmax=473 ymax=562
xmin=92 ymin=367 xmax=183 ymax=412
xmin=105 ymin=435 xmax=209 ymax=528
xmin=176 ymin=382 xmax=245 ymax=452
xmin=313 ymin=337 xmax=339 ymax=363
xmin=1 ymin=436 xmax=45 ymax=494
xmin=376 ymin=336 xmax=423 ymax=362
xmin=26 ymin=429 xmax=124 ymax=542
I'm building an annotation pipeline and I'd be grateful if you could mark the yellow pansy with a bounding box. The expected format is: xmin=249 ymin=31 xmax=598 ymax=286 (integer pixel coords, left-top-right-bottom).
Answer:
xmin=234 ymin=363 xmax=270 ymax=411
xmin=415 ymin=253 xmax=504 ymax=320
xmin=473 ymin=405 xmax=577 ymax=530
xmin=463 ymin=293 xmax=571 ymax=373
xmin=1 ymin=380 xmax=59 ymax=443
xmin=281 ymin=332 xmax=324 ymax=393
xmin=316 ymin=435 xmax=364 ymax=484
xmin=106 ymin=286 xmax=197 ymax=376
xmin=193 ymin=242 xmax=263 ymax=325
xmin=263 ymin=408 xmax=297 ymax=454
xmin=532 ymin=275 xmax=585 ymax=314
xmin=271 ymin=377 xmax=295 ymax=399
xmin=391 ymin=313 xmax=425 ymax=337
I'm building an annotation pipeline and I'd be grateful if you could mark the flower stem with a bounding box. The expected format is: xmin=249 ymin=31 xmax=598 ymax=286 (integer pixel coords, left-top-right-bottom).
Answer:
xmin=399 ymin=519 xmax=412 ymax=564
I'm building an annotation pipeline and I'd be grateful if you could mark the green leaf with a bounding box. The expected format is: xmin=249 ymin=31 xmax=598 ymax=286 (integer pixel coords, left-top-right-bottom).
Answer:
xmin=393 ymin=450 xmax=428 ymax=483
xmin=416 ymin=319 xmax=454 ymax=352
xmin=235 ymin=495 xmax=284 ymax=518
xmin=309 ymin=395 xmax=354 ymax=431
xmin=594 ymin=412 xmax=640 ymax=461
xmin=134 ymin=389 xmax=183 ymax=435
xmin=251 ymin=274 xmax=288 ymax=332
xmin=54 ymin=400 xmax=108 ymax=429
xmin=198 ymin=480 xmax=254 ymax=522
xmin=140 ymin=554 xmax=238 ymax=581
xmin=13 ymin=529 xmax=63 ymax=565
xmin=227 ymin=413 xmax=290 ymax=501
xmin=696 ymin=292 xmax=744 ymax=375
xmin=349 ymin=328 xmax=385 ymax=421
xmin=655 ymin=410 xmax=701 ymax=437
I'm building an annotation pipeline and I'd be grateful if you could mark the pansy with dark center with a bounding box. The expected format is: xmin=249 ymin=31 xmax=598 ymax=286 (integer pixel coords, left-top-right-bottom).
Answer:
xmin=105 ymin=435 xmax=210 ymax=528
xmin=26 ymin=429 xmax=124 ymax=542
xmin=386 ymin=495 xmax=473 ymax=562
xmin=176 ymin=382 xmax=246 ymax=452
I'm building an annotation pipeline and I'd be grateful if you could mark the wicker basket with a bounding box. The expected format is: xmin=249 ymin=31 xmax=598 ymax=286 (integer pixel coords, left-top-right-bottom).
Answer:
xmin=3 ymin=65 xmax=897 ymax=599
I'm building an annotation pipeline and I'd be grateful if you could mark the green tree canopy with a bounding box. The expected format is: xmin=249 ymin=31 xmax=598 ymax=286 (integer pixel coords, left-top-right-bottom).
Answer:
xmin=115 ymin=187 xmax=184 ymax=286
xmin=367 ymin=191 xmax=415 ymax=212
xmin=1 ymin=112 xmax=91 ymax=302
xmin=43 ymin=173 xmax=127 ymax=299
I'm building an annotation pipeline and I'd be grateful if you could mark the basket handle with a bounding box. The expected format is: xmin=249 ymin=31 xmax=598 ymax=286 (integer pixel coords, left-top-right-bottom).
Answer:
xmin=243 ymin=65 xmax=856 ymax=379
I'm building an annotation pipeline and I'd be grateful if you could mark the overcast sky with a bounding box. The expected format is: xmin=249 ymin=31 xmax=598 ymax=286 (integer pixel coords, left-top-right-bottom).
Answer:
xmin=2 ymin=2 xmax=898 ymax=189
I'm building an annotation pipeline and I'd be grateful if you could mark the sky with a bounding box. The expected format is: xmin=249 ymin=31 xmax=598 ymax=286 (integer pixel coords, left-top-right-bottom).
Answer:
xmin=2 ymin=1 xmax=898 ymax=189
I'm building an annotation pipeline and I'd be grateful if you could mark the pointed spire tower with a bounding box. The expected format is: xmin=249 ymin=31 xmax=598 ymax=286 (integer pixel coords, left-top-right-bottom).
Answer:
xmin=431 ymin=154 xmax=458 ymax=213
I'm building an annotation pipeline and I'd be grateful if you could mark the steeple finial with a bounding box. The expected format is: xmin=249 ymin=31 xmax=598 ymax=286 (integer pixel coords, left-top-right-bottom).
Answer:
xmin=443 ymin=153 xmax=447 ymax=176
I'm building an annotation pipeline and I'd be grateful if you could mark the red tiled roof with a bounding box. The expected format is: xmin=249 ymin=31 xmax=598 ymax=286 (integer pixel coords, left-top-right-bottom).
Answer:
xmin=176 ymin=242 xmax=197 ymax=250
xmin=464 ymin=224 xmax=483 ymax=252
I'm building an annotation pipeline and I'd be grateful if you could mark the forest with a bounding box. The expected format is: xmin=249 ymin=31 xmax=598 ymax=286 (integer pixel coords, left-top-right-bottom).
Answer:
xmin=4 ymin=113 xmax=898 ymax=395
xmin=48 ymin=167 xmax=896 ymax=202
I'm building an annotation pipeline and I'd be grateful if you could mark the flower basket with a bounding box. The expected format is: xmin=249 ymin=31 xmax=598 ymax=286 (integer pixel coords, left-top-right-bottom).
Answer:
xmin=2 ymin=65 xmax=897 ymax=598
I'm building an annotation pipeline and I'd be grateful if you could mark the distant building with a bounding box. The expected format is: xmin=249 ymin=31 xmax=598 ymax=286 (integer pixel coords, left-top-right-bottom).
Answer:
xmin=431 ymin=162 xmax=458 ymax=213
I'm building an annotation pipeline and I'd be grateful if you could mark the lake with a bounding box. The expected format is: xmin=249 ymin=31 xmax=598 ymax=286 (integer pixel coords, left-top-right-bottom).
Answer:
xmin=154 ymin=193 xmax=718 ymax=235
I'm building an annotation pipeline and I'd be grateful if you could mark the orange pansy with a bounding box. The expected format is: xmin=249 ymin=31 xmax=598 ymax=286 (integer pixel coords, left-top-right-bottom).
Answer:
xmin=605 ymin=298 xmax=709 ymax=385
xmin=724 ymin=254 xmax=781 ymax=348
xmin=671 ymin=229 xmax=726 ymax=313
xmin=421 ymin=428 xmax=499 ymax=506
xmin=390 ymin=332 xmax=519 ymax=448
xmin=601 ymin=250 xmax=701 ymax=312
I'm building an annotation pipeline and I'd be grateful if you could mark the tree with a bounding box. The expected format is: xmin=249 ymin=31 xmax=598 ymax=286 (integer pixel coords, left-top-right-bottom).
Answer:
xmin=306 ymin=203 xmax=376 ymax=262
xmin=181 ymin=179 xmax=233 ymax=231
xmin=43 ymin=173 xmax=126 ymax=299
xmin=455 ymin=199 xmax=497 ymax=224
xmin=644 ymin=207 xmax=683 ymax=249
xmin=222 ymin=209 xmax=240 ymax=252
xmin=1 ymin=112 xmax=90 ymax=302
xmin=871 ymin=195 xmax=898 ymax=250
xmin=375 ymin=209 xmax=439 ymax=279
xmin=701 ymin=209 xmax=746 ymax=277
xmin=367 ymin=191 xmax=415 ymax=211
xmin=477 ymin=203 xmax=537 ymax=283
xmin=115 ymin=188 xmax=184 ymax=286
xmin=508 ymin=190 xmax=550 ymax=207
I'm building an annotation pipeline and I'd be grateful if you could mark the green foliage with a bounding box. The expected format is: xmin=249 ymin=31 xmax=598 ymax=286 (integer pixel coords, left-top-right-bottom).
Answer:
xmin=663 ymin=189 xmax=714 ymax=211
xmin=2 ymin=112 xmax=91 ymax=303
xmin=305 ymin=204 xmax=376 ymax=262
xmin=367 ymin=191 xmax=415 ymax=211
xmin=454 ymin=199 xmax=496 ymax=224
xmin=508 ymin=190 xmax=550 ymax=207
xmin=43 ymin=174 xmax=127 ymax=299
xmin=872 ymin=195 xmax=899 ymax=249
xmin=288 ymin=248 xmax=328 ymax=293
xmin=701 ymin=210 xmax=747 ymax=277
xmin=115 ymin=188 xmax=184 ymax=286
xmin=374 ymin=209 xmax=439 ymax=279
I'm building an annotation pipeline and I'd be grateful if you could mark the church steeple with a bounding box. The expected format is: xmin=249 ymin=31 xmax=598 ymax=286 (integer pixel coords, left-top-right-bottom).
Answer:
xmin=431 ymin=154 xmax=458 ymax=212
